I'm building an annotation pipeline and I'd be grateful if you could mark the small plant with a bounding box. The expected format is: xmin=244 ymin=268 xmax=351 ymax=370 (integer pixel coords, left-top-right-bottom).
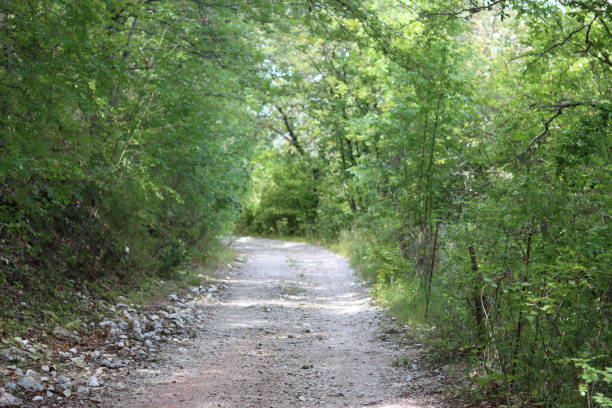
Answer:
xmin=392 ymin=358 xmax=410 ymax=367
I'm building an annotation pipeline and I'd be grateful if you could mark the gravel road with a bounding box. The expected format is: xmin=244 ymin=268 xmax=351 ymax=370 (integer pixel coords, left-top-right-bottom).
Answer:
xmin=113 ymin=237 xmax=449 ymax=408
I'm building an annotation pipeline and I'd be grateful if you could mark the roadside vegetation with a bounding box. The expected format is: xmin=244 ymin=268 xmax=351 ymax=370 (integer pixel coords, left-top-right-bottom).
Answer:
xmin=238 ymin=1 xmax=611 ymax=407
xmin=1 ymin=0 xmax=259 ymax=338
xmin=1 ymin=1 xmax=609 ymax=407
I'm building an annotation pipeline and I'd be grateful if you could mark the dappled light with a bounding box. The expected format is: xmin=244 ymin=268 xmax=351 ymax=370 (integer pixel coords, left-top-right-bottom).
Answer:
xmin=1 ymin=0 xmax=608 ymax=407
xmin=111 ymin=238 xmax=442 ymax=408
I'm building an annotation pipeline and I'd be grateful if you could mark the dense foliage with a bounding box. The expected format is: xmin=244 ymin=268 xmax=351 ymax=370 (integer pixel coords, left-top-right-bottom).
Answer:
xmin=1 ymin=0 xmax=610 ymax=406
xmin=0 ymin=0 xmax=266 ymax=283
xmin=240 ymin=1 xmax=611 ymax=406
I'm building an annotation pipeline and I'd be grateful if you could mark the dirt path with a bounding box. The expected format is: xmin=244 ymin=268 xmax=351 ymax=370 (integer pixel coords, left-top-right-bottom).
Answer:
xmin=113 ymin=237 xmax=450 ymax=408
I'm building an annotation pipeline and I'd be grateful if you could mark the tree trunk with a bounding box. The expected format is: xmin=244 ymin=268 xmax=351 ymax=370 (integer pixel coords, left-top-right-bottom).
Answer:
xmin=469 ymin=245 xmax=486 ymax=345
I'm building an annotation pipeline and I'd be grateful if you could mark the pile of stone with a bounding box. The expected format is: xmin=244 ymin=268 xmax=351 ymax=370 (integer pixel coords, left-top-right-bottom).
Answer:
xmin=0 ymin=281 xmax=225 ymax=406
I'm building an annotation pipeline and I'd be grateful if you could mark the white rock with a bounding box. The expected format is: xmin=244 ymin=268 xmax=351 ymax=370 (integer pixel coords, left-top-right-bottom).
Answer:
xmin=58 ymin=382 xmax=72 ymax=391
xmin=70 ymin=356 xmax=86 ymax=367
xmin=32 ymin=396 xmax=43 ymax=401
xmin=57 ymin=375 xmax=71 ymax=383
xmin=99 ymin=321 xmax=116 ymax=329
xmin=0 ymin=390 xmax=23 ymax=406
xmin=101 ymin=358 xmax=126 ymax=369
xmin=16 ymin=375 xmax=44 ymax=392
xmin=63 ymin=389 xmax=72 ymax=397
xmin=87 ymin=376 xmax=100 ymax=387
xmin=25 ymin=369 xmax=40 ymax=379
xmin=133 ymin=327 xmax=144 ymax=340
xmin=76 ymin=386 xmax=90 ymax=394
xmin=112 ymin=382 xmax=126 ymax=391
xmin=0 ymin=347 xmax=26 ymax=363
xmin=0 ymin=391 xmax=23 ymax=407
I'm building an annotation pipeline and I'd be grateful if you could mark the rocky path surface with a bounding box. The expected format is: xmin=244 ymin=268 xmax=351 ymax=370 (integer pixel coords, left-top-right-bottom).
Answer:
xmin=109 ymin=237 xmax=451 ymax=408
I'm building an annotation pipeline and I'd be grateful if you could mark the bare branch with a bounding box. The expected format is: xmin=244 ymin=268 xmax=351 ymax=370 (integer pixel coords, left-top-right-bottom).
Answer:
xmin=535 ymin=100 xmax=610 ymax=112
xmin=422 ymin=0 xmax=507 ymax=18
xmin=522 ymin=109 xmax=564 ymax=157
xmin=276 ymin=106 xmax=306 ymax=156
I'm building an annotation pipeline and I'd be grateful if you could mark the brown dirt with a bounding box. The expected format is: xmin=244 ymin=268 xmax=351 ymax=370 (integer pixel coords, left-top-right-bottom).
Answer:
xmin=108 ymin=237 xmax=455 ymax=408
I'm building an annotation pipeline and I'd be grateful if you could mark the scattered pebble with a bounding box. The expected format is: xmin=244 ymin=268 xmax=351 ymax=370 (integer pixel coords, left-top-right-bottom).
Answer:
xmin=87 ymin=375 xmax=100 ymax=387
xmin=0 ymin=277 xmax=228 ymax=406
xmin=0 ymin=390 xmax=23 ymax=407
xmin=76 ymin=386 xmax=90 ymax=395
xmin=16 ymin=375 xmax=44 ymax=392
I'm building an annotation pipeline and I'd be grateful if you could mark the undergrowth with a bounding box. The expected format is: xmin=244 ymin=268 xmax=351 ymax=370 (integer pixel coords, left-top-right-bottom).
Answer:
xmin=0 ymin=240 xmax=235 ymax=341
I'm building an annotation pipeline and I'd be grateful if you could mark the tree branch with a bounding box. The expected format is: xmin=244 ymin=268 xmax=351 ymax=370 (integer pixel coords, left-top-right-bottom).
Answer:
xmin=276 ymin=106 xmax=305 ymax=156
xmin=421 ymin=0 xmax=507 ymax=18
